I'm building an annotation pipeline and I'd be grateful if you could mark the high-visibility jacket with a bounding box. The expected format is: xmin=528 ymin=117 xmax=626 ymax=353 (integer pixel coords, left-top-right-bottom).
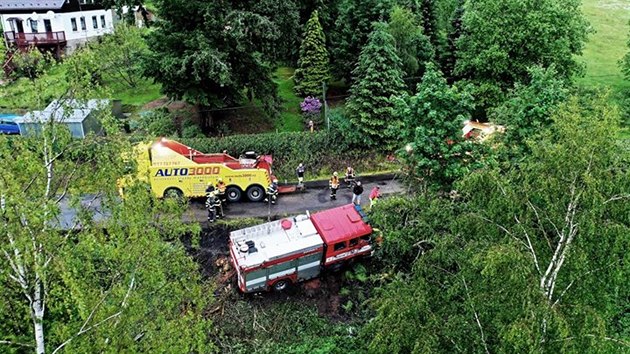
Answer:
xmin=329 ymin=176 xmax=340 ymax=189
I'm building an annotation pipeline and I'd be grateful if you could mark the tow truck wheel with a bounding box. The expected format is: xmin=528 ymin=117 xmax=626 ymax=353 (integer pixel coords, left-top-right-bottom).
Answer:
xmin=163 ymin=187 xmax=184 ymax=200
xmin=273 ymin=279 xmax=290 ymax=292
xmin=226 ymin=186 xmax=242 ymax=202
xmin=246 ymin=185 xmax=265 ymax=202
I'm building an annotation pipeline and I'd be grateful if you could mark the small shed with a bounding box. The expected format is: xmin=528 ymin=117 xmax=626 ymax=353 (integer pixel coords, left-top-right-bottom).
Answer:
xmin=16 ymin=99 xmax=108 ymax=138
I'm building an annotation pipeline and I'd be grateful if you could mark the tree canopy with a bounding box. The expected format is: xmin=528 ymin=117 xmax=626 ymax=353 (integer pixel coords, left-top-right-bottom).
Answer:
xmin=294 ymin=11 xmax=330 ymax=97
xmin=345 ymin=23 xmax=405 ymax=148
xmin=143 ymin=0 xmax=280 ymax=115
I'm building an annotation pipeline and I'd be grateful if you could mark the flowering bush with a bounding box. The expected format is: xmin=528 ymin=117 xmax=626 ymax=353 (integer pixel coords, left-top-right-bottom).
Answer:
xmin=300 ymin=96 xmax=322 ymax=114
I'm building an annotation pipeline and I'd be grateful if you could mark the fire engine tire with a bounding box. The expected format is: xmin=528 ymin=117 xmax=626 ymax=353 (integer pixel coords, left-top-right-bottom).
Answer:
xmin=246 ymin=185 xmax=265 ymax=202
xmin=163 ymin=187 xmax=184 ymax=199
xmin=272 ymin=279 xmax=290 ymax=292
xmin=226 ymin=186 xmax=242 ymax=202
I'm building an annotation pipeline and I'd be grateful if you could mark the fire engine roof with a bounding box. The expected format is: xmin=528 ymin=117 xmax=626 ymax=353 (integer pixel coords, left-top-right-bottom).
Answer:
xmin=229 ymin=215 xmax=324 ymax=269
xmin=310 ymin=204 xmax=372 ymax=245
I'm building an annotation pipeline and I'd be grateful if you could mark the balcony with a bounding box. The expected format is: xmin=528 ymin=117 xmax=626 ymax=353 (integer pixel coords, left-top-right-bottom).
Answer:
xmin=4 ymin=31 xmax=67 ymax=47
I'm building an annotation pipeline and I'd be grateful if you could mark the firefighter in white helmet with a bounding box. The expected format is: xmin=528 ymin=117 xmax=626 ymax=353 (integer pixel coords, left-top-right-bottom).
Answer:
xmin=329 ymin=172 xmax=340 ymax=200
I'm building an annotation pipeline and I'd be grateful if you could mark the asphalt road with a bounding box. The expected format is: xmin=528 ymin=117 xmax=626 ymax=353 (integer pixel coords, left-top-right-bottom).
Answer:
xmin=184 ymin=174 xmax=405 ymax=222
xmin=56 ymin=173 xmax=406 ymax=228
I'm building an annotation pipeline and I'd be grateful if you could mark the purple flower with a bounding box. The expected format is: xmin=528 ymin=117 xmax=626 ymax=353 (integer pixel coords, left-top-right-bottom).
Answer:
xmin=300 ymin=96 xmax=322 ymax=114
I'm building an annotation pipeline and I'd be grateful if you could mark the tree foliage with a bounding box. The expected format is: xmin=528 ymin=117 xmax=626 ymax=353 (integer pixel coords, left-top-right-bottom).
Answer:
xmin=621 ymin=19 xmax=630 ymax=80
xmin=93 ymin=24 xmax=149 ymax=88
xmin=441 ymin=0 xmax=464 ymax=83
xmin=331 ymin=0 xmax=394 ymax=82
xmin=294 ymin=11 xmax=330 ymax=97
xmin=396 ymin=63 xmax=482 ymax=189
xmin=0 ymin=73 xmax=212 ymax=352
xmin=387 ymin=5 xmax=434 ymax=78
xmin=455 ymin=0 xmax=590 ymax=90
xmin=345 ymin=23 xmax=405 ymax=148
xmin=143 ymin=0 xmax=279 ymax=115
xmin=365 ymin=93 xmax=630 ymax=353
xmin=491 ymin=65 xmax=569 ymax=158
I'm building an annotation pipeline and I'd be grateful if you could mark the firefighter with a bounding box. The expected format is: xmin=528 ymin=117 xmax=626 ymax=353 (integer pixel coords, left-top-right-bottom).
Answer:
xmin=265 ymin=178 xmax=279 ymax=204
xmin=205 ymin=182 xmax=215 ymax=195
xmin=344 ymin=166 xmax=355 ymax=188
xmin=205 ymin=190 xmax=218 ymax=222
xmin=329 ymin=172 xmax=340 ymax=200
xmin=296 ymin=163 xmax=306 ymax=191
xmin=216 ymin=178 xmax=227 ymax=207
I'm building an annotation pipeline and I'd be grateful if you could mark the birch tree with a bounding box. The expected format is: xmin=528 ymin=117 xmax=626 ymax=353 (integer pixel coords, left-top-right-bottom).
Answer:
xmin=0 ymin=77 xmax=212 ymax=352
xmin=364 ymin=92 xmax=630 ymax=353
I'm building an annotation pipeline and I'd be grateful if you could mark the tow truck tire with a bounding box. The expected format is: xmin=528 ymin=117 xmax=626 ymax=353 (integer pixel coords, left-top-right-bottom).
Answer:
xmin=273 ymin=279 xmax=290 ymax=292
xmin=163 ymin=187 xmax=184 ymax=200
xmin=246 ymin=185 xmax=265 ymax=202
xmin=226 ymin=186 xmax=242 ymax=202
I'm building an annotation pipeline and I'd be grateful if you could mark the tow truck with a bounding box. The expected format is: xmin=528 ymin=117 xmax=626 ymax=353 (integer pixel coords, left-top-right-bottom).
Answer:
xmin=229 ymin=204 xmax=374 ymax=292
xmin=125 ymin=138 xmax=276 ymax=202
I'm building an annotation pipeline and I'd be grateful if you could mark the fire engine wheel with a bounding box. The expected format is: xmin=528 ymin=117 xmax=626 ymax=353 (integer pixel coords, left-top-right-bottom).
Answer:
xmin=163 ymin=187 xmax=184 ymax=200
xmin=226 ymin=186 xmax=242 ymax=202
xmin=246 ymin=185 xmax=265 ymax=202
xmin=272 ymin=279 xmax=290 ymax=292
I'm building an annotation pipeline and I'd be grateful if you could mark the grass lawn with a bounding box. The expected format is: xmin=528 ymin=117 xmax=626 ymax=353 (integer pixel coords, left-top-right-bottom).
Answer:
xmin=578 ymin=0 xmax=630 ymax=92
xmin=108 ymin=79 xmax=162 ymax=107
xmin=274 ymin=67 xmax=303 ymax=132
xmin=0 ymin=62 xmax=162 ymax=113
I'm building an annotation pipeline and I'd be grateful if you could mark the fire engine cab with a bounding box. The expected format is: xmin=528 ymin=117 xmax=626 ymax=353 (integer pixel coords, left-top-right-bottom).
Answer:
xmin=126 ymin=138 xmax=274 ymax=201
xmin=229 ymin=204 xmax=373 ymax=293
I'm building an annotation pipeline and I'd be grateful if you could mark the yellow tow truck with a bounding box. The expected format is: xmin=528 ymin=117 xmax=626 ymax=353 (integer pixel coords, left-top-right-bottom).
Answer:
xmin=123 ymin=138 xmax=274 ymax=202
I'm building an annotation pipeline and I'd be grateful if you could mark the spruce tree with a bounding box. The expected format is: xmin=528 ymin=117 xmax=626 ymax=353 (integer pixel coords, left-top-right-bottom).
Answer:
xmin=420 ymin=0 xmax=441 ymax=50
xmin=441 ymin=0 xmax=464 ymax=83
xmin=345 ymin=23 xmax=405 ymax=147
xmin=294 ymin=10 xmax=330 ymax=97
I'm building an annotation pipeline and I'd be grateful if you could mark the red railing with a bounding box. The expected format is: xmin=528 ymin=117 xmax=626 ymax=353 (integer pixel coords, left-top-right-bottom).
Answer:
xmin=4 ymin=31 xmax=66 ymax=46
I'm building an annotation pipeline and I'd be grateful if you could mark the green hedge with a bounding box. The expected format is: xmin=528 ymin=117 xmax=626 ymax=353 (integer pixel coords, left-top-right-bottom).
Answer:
xmin=180 ymin=131 xmax=363 ymax=180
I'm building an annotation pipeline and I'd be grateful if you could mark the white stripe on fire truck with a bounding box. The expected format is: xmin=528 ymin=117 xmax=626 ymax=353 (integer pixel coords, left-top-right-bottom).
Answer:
xmin=325 ymin=245 xmax=372 ymax=264
xmin=246 ymin=260 xmax=321 ymax=286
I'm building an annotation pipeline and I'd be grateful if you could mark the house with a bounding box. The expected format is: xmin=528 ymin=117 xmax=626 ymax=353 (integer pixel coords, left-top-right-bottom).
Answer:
xmin=462 ymin=120 xmax=505 ymax=142
xmin=120 ymin=5 xmax=156 ymax=28
xmin=15 ymin=99 xmax=108 ymax=138
xmin=1 ymin=0 xmax=115 ymax=57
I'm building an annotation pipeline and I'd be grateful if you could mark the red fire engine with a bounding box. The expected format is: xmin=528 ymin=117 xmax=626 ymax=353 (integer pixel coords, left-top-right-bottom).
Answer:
xmin=229 ymin=204 xmax=374 ymax=293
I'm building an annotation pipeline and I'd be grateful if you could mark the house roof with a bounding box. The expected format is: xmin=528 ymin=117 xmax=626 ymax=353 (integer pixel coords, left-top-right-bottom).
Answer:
xmin=15 ymin=99 xmax=109 ymax=124
xmin=0 ymin=0 xmax=65 ymax=11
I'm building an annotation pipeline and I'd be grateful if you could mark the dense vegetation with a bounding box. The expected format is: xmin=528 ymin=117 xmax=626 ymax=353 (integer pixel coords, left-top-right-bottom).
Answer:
xmin=1 ymin=0 xmax=629 ymax=353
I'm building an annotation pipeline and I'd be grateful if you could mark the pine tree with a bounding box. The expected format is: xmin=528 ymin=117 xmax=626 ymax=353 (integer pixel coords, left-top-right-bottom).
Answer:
xmin=294 ymin=10 xmax=330 ymax=97
xmin=442 ymin=0 xmax=464 ymax=83
xmin=345 ymin=23 xmax=405 ymax=147
xmin=420 ymin=0 xmax=441 ymax=50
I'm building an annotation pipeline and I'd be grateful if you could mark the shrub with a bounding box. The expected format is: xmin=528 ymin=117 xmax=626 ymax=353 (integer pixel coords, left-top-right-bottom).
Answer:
xmin=137 ymin=108 xmax=177 ymax=137
xmin=180 ymin=131 xmax=389 ymax=180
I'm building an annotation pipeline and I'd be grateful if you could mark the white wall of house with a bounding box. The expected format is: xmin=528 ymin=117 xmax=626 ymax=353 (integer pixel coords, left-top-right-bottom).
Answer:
xmin=1 ymin=9 xmax=114 ymax=51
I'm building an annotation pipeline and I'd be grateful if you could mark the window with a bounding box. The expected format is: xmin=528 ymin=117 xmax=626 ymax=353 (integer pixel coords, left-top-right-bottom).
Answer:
xmin=79 ymin=0 xmax=95 ymax=4
xmin=30 ymin=19 xmax=38 ymax=33
xmin=92 ymin=16 xmax=98 ymax=29
xmin=334 ymin=242 xmax=346 ymax=252
xmin=71 ymin=18 xmax=77 ymax=31
xmin=80 ymin=17 xmax=86 ymax=30
xmin=349 ymin=238 xmax=359 ymax=247
xmin=100 ymin=15 xmax=106 ymax=28
xmin=360 ymin=234 xmax=371 ymax=242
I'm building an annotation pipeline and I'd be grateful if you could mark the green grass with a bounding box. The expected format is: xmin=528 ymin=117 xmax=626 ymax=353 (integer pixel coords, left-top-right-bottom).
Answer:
xmin=578 ymin=0 xmax=630 ymax=92
xmin=274 ymin=67 xmax=303 ymax=132
xmin=0 ymin=63 xmax=162 ymax=113
xmin=109 ymin=79 xmax=162 ymax=107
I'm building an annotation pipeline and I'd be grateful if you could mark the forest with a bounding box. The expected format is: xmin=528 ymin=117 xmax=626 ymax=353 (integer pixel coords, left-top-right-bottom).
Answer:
xmin=0 ymin=0 xmax=629 ymax=353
